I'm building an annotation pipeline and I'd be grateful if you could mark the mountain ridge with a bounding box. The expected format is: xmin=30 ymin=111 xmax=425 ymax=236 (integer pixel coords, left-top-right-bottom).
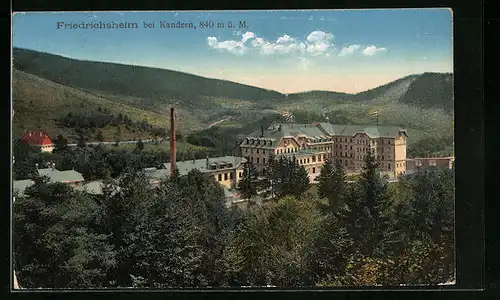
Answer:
xmin=13 ymin=47 xmax=452 ymax=102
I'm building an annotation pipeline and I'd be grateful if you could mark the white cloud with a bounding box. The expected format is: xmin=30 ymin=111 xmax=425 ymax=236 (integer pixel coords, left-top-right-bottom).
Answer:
xmin=305 ymin=30 xmax=334 ymax=56
xmin=206 ymin=36 xmax=248 ymax=55
xmin=241 ymin=31 xmax=256 ymax=43
xmin=362 ymin=45 xmax=387 ymax=56
xmin=338 ymin=44 xmax=361 ymax=56
xmin=207 ymin=30 xmax=335 ymax=57
xmin=276 ymin=34 xmax=295 ymax=44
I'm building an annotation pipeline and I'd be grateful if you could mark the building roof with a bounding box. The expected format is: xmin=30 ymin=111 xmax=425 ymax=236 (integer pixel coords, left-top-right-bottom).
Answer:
xmin=317 ymin=123 xmax=407 ymax=138
xmin=37 ymin=168 xmax=85 ymax=183
xmin=245 ymin=123 xmax=330 ymax=143
xmin=244 ymin=122 xmax=405 ymax=144
xmin=74 ymin=180 xmax=104 ymax=195
xmin=21 ymin=131 xmax=54 ymax=146
xmin=13 ymin=179 xmax=35 ymax=195
xmin=153 ymin=156 xmax=247 ymax=178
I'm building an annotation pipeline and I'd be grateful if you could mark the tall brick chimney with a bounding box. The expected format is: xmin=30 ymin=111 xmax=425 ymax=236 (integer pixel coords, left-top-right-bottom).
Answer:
xmin=170 ymin=108 xmax=176 ymax=177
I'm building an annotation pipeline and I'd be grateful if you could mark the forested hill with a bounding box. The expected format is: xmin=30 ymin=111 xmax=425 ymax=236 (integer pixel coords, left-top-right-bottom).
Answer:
xmin=14 ymin=47 xmax=452 ymax=113
xmin=12 ymin=47 xmax=286 ymax=104
xmin=398 ymin=72 xmax=453 ymax=112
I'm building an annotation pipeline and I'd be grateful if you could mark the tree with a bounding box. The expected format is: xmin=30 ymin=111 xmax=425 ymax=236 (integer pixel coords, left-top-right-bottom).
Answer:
xmin=77 ymin=133 xmax=86 ymax=149
xmin=288 ymin=161 xmax=311 ymax=198
xmin=100 ymin=172 xmax=152 ymax=287
xmin=96 ymin=131 xmax=104 ymax=143
xmin=222 ymin=196 xmax=322 ymax=286
xmin=13 ymin=138 xmax=37 ymax=180
xmin=127 ymin=169 xmax=231 ymax=287
xmin=341 ymin=150 xmax=393 ymax=258
xmin=13 ymin=180 xmax=116 ymax=288
xmin=317 ymin=159 xmax=348 ymax=214
xmin=135 ymin=139 xmax=144 ymax=152
xmin=307 ymin=212 xmax=354 ymax=286
xmin=237 ymin=162 xmax=259 ymax=199
xmin=387 ymin=167 xmax=455 ymax=284
xmin=269 ymin=157 xmax=310 ymax=199
xmin=53 ymin=134 xmax=69 ymax=153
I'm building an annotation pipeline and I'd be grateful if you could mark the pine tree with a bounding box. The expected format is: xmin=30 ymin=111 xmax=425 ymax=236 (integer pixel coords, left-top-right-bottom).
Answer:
xmin=53 ymin=134 xmax=69 ymax=153
xmin=77 ymin=133 xmax=86 ymax=149
xmin=136 ymin=139 xmax=144 ymax=152
xmin=342 ymin=150 xmax=393 ymax=258
xmin=317 ymin=159 xmax=348 ymax=214
xmin=237 ymin=162 xmax=259 ymax=199
xmin=289 ymin=162 xmax=311 ymax=198
xmin=317 ymin=159 xmax=334 ymax=200
xmin=96 ymin=131 xmax=104 ymax=143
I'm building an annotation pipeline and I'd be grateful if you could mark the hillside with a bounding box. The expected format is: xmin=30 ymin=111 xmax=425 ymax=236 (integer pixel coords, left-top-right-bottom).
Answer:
xmin=13 ymin=48 xmax=285 ymax=110
xmin=12 ymin=69 xmax=200 ymax=142
xmin=13 ymin=48 xmax=453 ymax=113
xmin=399 ymin=72 xmax=453 ymax=112
xmin=11 ymin=47 xmax=454 ymax=156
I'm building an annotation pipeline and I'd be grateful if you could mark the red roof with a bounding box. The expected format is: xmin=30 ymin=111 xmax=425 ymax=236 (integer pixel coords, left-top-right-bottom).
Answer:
xmin=21 ymin=131 xmax=54 ymax=146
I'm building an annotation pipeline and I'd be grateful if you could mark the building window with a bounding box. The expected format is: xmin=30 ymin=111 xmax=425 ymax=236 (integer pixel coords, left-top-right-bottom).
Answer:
xmin=388 ymin=164 xmax=391 ymax=170
xmin=263 ymin=149 xmax=266 ymax=155
xmin=263 ymin=158 xmax=266 ymax=164
xmin=257 ymin=149 xmax=259 ymax=154
xmin=350 ymin=145 xmax=353 ymax=150
xmin=382 ymin=155 xmax=385 ymax=160
xmin=300 ymin=159 xmax=303 ymax=164
xmin=218 ymin=174 xmax=222 ymax=181
xmin=312 ymin=156 xmax=316 ymax=162
xmin=239 ymin=172 xmax=242 ymax=178
xmin=251 ymin=157 xmax=254 ymax=162
xmin=307 ymin=158 xmax=310 ymax=163
xmin=230 ymin=172 xmax=234 ymax=179
xmin=251 ymin=149 xmax=254 ymax=153
xmin=224 ymin=173 xmax=228 ymax=180
xmin=257 ymin=157 xmax=260 ymax=163
xmin=345 ymin=160 xmax=348 ymax=166
xmin=312 ymin=167 xmax=316 ymax=174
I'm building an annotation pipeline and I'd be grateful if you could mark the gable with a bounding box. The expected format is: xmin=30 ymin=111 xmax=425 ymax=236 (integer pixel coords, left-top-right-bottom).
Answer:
xmin=277 ymin=137 xmax=300 ymax=148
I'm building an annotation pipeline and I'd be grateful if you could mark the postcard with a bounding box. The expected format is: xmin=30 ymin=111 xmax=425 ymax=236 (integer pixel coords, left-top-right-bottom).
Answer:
xmin=11 ymin=9 xmax=455 ymax=290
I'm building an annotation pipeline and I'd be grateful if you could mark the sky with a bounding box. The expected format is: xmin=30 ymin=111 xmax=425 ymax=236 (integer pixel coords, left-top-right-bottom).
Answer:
xmin=12 ymin=9 xmax=453 ymax=94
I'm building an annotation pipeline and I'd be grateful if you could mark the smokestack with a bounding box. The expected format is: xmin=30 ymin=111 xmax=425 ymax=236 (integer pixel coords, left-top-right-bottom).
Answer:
xmin=206 ymin=156 xmax=210 ymax=168
xmin=261 ymin=126 xmax=264 ymax=137
xmin=170 ymin=108 xmax=176 ymax=177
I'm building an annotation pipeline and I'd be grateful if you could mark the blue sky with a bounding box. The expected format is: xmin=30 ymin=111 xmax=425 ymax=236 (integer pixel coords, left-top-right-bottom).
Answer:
xmin=13 ymin=9 xmax=453 ymax=93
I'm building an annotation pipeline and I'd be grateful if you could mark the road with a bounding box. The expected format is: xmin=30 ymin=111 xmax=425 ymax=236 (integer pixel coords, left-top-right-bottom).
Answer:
xmin=207 ymin=116 xmax=233 ymax=128
xmin=67 ymin=139 xmax=157 ymax=147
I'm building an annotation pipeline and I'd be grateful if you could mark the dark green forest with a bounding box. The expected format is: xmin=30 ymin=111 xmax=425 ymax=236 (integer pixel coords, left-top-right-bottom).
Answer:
xmin=13 ymin=149 xmax=455 ymax=288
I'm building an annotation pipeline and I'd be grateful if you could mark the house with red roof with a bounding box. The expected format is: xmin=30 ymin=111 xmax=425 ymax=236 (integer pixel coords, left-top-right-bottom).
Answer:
xmin=21 ymin=131 xmax=55 ymax=153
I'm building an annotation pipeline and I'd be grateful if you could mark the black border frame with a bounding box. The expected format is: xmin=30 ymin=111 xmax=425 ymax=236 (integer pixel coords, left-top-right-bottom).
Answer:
xmin=6 ymin=0 xmax=485 ymax=298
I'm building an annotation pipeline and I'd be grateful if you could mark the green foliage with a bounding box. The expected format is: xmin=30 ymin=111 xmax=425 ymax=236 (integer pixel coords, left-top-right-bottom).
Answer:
xmin=13 ymin=181 xmax=116 ymax=288
xmin=266 ymin=156 xmax=311 ymax=199
xmin=237 ymin=162 xmax=259 ymax=199
xmin=221 ymin=196 xmax=322 ymax=286
xmin=13 ymin=138 xmax=38 ymax=180
xmin=135 ymin=140 xmax=145 ymax=152
xmin=316 ymin=159 xmax=348 ymax=214
xmin=407 ymin=134 xmax=454 ymax=157
xmin=340 ymin=151 xmax=393 ymax=258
